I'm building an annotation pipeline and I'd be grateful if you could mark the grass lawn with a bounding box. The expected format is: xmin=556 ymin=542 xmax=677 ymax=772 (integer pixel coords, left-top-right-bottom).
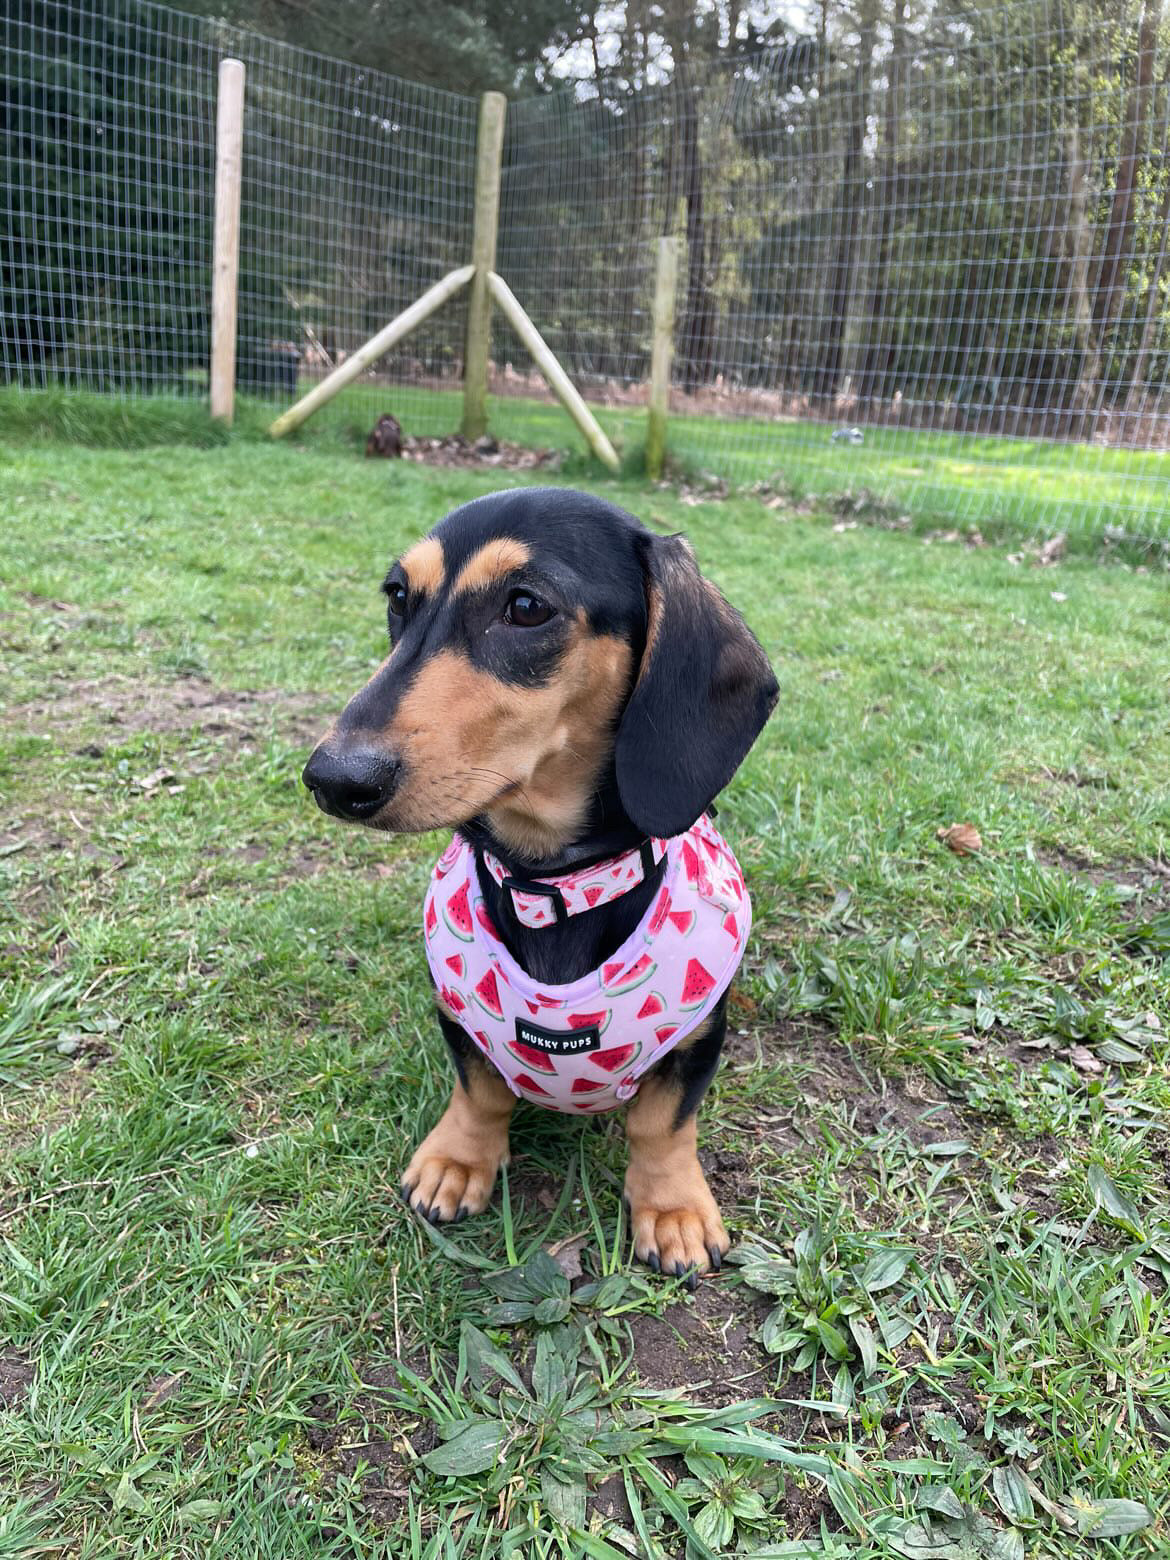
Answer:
xmin=1 ymin=421 xmax=1169 ymax=1557
xmin=4 ymin=382 xmax=1169 ymax=554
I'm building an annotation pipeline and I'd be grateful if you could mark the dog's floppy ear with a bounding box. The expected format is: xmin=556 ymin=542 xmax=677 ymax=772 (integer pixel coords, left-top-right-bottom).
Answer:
xmin=614 ymin=532 xmax=778 ymax=838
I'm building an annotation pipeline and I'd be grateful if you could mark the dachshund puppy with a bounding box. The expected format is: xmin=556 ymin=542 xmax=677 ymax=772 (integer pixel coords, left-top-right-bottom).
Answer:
xmin=303 ymin=488 xmax=777 ymax=1282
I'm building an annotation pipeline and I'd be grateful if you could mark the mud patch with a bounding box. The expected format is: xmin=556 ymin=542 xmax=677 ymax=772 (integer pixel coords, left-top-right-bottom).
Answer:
xmin=0 ymin=1351 xmax=34 ymax=1411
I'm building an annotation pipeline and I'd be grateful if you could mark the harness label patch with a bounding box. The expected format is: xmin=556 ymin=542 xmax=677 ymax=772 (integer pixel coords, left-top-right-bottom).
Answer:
xmin=514 ymin=1017 xmax=601 ymax=1055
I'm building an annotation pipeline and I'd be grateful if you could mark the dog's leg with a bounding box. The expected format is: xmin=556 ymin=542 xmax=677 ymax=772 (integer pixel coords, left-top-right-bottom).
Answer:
xmin=401 ymin=1011 xmax=515 ymax=1223
xmin=623 ymin=998 xmax=731 ymax=1286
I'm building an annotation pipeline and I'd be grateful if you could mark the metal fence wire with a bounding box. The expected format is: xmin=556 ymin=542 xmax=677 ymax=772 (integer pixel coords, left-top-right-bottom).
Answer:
xmin=4 ymin=0 xmax=1170 ymax=541
xmin=2 ymin=0 xmax=476 ymax=430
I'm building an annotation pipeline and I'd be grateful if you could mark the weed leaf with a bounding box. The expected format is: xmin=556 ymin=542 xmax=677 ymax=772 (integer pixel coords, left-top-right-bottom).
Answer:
xmin=849 ymin=1316 xmax=879 ymax=1376
xmin=541 ymin=1465 xmax=586 ymax=1529
xmin=422 ymin=1420 xmax=504 ymax=1476
xmin=1087 ymin=1165 xmax=1145 ymax=1237
xmin=460 ymin=1321 xmax=527 ymax=1395
xmin=990 ymin=1466 xmax=1034 ymax=1522
xmin=858 ymin=1248 xmax=911 ymax=1292
xmin=1063 ymin=1495 xmax=1151 ymax=1538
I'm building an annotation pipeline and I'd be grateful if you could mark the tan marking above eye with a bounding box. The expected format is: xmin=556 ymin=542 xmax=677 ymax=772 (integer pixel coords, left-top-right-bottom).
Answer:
xmin=452 ymin=538 xmax=531 ymax=597
xmin=400 ymin=536 xmax=445 ymax=596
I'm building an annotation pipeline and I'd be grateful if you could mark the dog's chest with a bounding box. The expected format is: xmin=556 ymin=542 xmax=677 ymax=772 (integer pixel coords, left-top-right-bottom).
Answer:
xmin=422 ymin=818 xmax=750 ymax=1114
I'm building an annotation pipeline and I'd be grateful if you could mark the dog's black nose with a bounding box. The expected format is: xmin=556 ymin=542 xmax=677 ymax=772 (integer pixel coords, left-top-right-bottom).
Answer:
xmin=302 ymin=745 xmax=401 ymax=820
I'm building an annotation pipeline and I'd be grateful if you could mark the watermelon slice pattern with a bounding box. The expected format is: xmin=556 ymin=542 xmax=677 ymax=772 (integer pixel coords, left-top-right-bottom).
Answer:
xmin=422 ymin=813 xmax=749 ymax=1114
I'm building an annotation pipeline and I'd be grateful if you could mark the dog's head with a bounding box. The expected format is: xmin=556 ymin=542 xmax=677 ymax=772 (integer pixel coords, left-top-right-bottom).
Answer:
xmin=303 ymin=488 xmax=777 ymax=859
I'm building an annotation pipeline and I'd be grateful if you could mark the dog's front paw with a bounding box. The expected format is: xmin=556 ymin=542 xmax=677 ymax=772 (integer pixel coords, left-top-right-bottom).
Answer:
xmin=401 ymin=1118 xmax=508 ymax=1224
xmin=625 ymin=1163 xmax=730 ymax=1289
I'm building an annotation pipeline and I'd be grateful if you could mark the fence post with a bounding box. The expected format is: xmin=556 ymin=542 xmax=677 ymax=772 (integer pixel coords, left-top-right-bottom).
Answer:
xmin=210 ymin=58 xmax=245 ymax=423
xmin=461 ymin=91 xmax=507 ymax=441
xmin=646 ymin=236 xmax=680 ymax=479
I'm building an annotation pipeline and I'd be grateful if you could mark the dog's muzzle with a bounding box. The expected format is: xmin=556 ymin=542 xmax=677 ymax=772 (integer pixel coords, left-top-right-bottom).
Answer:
xmin=302 ymin=744 xmax=402 ymax=821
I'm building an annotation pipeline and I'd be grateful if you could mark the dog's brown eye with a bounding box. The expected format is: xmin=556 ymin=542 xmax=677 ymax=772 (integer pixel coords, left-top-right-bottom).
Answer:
xmin=386 ymin=582 xmax=408 ymax=617
xmin=504 ymin=591 xmax=554 ymax=628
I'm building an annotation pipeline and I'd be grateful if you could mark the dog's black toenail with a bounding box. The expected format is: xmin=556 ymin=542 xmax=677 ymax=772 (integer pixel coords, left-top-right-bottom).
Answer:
xmin=399 ymin=1184 xmax=412 ymax=1203
xmin=454 ymin=1205 xmax=469 ymax=1223
xmin=672 ymin=1261 xmax=686 ymax=1279
xmin=686 ymin=1269 xmax=697 ymax=1292
xmin=708 ymin=1245 xmax=722 ymax=1272
xmin=647 ymin=1251 xmax=661 ymax=1273
xmin=427 ymin=1205 xmax=443 ymax=1224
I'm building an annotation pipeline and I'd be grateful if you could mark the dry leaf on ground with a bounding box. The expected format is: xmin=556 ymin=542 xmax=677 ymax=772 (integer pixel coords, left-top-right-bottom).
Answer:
xmin=546 ymin=1233 xmax=588 ymax=1280
xmin=1067 ymin=1046 xmax=1103 ymax=1074
xmin=937 ymin=822 xmax=982 ymax=856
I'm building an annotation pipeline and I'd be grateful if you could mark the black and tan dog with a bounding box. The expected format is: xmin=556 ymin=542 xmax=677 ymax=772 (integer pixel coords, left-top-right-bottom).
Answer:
xmin=303 ymin=488 xmax=777 ymax=1282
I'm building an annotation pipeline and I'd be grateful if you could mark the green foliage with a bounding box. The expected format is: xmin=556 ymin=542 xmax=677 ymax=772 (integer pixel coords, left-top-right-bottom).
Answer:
xmin=2 ymin=431 xmax=1170 ymax=1552
xmin=732 ymin=1229 xmax=917 ymax=1380
xmin=674 ymin=1450 xmax=778 ymax=1556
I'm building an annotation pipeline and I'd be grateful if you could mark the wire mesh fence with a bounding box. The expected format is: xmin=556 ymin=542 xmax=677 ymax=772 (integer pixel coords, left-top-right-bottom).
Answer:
xmin=4 ymin=0 xmax=1170 ymax=543
xmin=1 ymin=0 xmax=475 ymax=431
xmin=500 ymin=1 xmax=1170 ymax=543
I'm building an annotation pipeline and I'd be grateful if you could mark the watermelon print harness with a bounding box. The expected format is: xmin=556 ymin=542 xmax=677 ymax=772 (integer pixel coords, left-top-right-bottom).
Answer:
xmin=423 ymin=814 xmax=751 ymax=1114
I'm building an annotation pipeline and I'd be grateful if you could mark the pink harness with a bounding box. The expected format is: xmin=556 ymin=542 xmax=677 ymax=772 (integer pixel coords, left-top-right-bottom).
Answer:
xmin=423 ymin=815 xmax=750 ymax=1113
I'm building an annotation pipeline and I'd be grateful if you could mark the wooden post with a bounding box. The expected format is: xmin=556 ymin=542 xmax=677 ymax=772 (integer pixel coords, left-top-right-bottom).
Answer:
xmin=210 ymin=58 xmax=245 ymax=423
xmin=646 ymin=236 xmax=680 ymax=480
xmin=487 ymin=272 xmax=620 ymax=473
xmin=268 ymin=266 xmax=474 ymax=437
xmin=461 ymin=91 xmax=507 ymax=441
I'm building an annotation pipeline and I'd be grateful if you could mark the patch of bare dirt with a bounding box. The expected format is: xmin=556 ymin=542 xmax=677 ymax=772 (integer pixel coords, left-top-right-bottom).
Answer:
xmin=0 ymin=1351 xmax=34 ymax=1410
xmin=1031 ymin=766 xmax=1118 ymax=791
xmin=1036 ymin=847 xmax=1170 ymax=897
xmin=627 ymin=1280 xmax=780 ymax=1412
xmin=6 ymin=674 xmax=329 ymax=748
xmin=745 ymin=1026 xmax=967 ymax=1153
xmin=701 ymin=1145 xmax=755 ymax=1210
xmin=589 ymin=1470 xmax=634 ymax=1527
xmin=881 ymin=1375 xmax=983 ymax=1458
xmin=499 ymin=1163 xmax=566 ymax=1214
xmin=624 ymin=1289 xmax=840 ymax=1536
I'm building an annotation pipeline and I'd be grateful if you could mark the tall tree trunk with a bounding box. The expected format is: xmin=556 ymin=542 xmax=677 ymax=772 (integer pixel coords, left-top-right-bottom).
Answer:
xmin=1122 ymin=173 xmax=1170 ymax=423
xmin=1065 ymin=123 xmax=1104 ymax=436
xmin=1092 ymin=0 xmax=1159 ymax=340
xmin=814 ymin=8 xmax=878 ymax=403
xmin=675 ymin=70 xmax=714 ymax=390
xmin=857 ymin=0 xmax=910 ymax=407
